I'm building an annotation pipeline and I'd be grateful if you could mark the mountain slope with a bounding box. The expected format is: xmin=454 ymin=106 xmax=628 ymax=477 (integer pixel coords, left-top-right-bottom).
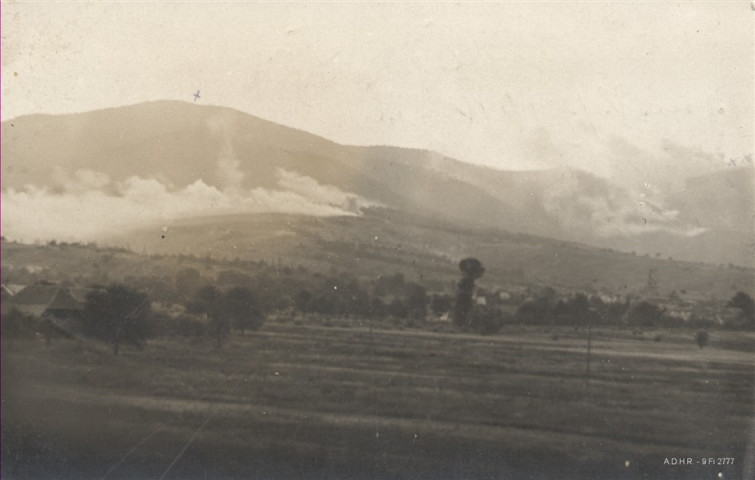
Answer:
xmin=1 ymin=100 xmax=750 ymax=265
xmin=111 ymin=209 xmax=752 ymax=299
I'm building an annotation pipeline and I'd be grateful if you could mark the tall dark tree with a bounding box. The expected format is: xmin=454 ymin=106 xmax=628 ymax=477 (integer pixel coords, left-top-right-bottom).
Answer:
xmin=82 ymin=284 xmax=151 ymax=355
xmin=453 ymin=258 xmax=485 ymax=327
xmin=224 ymin=287 xmax=264 ymax=334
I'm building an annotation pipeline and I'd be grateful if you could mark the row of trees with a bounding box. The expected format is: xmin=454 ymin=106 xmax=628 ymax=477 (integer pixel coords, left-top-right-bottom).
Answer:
xmin=19 ymin=255 xmax=754 ymax=354
xmin=186 ymin=286 xmax=264 ymax=346
xmin=513 ymin=286 xmax=755 ymax=329
xmin=72 ymin=260 xmax=484 ymax=352
xmin=79 ymin=249 xmax=755 ymax=334
xmin=75 ymin=284 xmax=265 ymax=354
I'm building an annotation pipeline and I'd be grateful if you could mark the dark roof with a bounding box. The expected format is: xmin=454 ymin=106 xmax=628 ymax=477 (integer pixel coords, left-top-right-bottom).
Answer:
xmin=48 ymin=289 xmax=84 ymax=311
xmin=8 ymin=285 xmax=84 ymax=311
xmin=10 ymin=285 xmax=59 ymax=305
xmin=1 ymin=285 xmax=15 ymax=300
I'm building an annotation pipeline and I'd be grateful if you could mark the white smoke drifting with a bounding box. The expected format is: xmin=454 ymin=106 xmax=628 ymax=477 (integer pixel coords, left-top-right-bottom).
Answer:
xmin=540 ymin=168 xmax=707 ymax=239
xmin=1 ymin=168 xmax=379 ymax=243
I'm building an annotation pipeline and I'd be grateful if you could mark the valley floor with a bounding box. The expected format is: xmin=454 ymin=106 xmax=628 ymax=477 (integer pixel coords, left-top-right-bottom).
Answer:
xmin=2 ymin=323 xmax=753 ymax=480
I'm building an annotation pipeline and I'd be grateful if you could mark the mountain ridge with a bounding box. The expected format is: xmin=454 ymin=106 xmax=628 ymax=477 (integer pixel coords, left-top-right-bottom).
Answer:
xmin=1 ymin=100 xmax=751 ymax=266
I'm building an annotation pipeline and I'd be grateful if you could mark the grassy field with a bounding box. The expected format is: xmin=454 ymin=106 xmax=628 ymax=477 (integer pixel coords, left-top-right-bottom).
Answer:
xmin=2 ymin=322 xmax=753 ymax=480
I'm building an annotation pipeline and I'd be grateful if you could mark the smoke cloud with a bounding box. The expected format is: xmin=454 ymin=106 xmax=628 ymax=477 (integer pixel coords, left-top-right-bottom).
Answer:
xmin=541 ymin=168 xmax=707 ymax=239
xmin=1 ymin=168 xmax=379 ymax=243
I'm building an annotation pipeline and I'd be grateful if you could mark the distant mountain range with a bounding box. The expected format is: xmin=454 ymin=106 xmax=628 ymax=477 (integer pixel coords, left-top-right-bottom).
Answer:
xmin=1 ymin=100 xmax=752 ymax=266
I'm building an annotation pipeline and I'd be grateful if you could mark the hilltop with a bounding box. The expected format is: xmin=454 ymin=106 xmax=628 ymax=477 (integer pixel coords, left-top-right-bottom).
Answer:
xmin=2 ymin=100 xmax=752 ymax=266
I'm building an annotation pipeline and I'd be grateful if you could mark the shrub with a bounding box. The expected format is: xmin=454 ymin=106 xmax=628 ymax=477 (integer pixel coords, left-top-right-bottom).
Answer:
xmin=695 ymin=331 xmax=709 ymax=349
xmin=470 ymin=305 xmax=504 ymax=335
xmin=626 ymin=301 xmax=665 ymax=328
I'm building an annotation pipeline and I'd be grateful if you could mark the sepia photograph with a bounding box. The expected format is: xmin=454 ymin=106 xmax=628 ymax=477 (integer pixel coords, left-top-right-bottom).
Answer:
xmin=1 ymin=2 xmax=753 ymax=479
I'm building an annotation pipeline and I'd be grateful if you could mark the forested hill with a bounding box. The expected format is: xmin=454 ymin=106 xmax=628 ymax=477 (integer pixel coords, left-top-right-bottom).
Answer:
xmin=3 ymin=209 xmax=752 ymax=301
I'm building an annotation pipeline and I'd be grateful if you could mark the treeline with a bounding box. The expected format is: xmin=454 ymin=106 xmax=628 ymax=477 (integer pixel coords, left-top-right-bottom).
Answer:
xmin=7 ymin=267 xmax=449 ymax=353
xmin=127 ymin=266 xmax=443 ymax=322
xmin=5 ymin=253 xmax=754 ymax=354
xmin=514 ymin=287 xmax=755 ymax=330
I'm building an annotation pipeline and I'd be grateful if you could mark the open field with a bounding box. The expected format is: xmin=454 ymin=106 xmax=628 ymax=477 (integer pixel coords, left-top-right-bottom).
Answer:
xmin=3 ymin=323 xmax=753 ymax=480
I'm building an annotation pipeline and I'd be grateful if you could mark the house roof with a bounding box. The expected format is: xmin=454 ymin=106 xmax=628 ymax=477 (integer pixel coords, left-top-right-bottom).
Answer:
xmin=6 ymin=284 xmax=26 ymax=295
xmin=10 ymin=284 xmax=60 ymax=305
xmin=48 ymin=289 xmax=84 ymax=311
xmin=1 ymin=285 xmax=15 ymax=300
xmin=8 ymin=284 xmax=84 ymax=311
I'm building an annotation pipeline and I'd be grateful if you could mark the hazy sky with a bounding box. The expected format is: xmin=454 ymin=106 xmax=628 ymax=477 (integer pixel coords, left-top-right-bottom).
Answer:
xmin=2 ymin=1 xmax=752 ymax=177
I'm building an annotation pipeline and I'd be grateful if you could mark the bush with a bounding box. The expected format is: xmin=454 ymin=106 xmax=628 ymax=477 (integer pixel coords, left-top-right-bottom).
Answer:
xmin=514 ymin=300 xmax=550 ymax=325
xmin=626 ymin=301 xmax=664 ymax=328
xmin=470 ymin=305 xmax=504 ymax=335
xmin=695 ymin=331 xmax=709 ymax=349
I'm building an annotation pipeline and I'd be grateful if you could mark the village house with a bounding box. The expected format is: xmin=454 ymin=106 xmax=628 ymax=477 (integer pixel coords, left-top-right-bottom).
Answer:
xmin=1 ymin=283 xmax=87 ymax=327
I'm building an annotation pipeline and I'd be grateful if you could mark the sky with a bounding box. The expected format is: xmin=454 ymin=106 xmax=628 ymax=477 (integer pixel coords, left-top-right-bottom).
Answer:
xmin=2 ymin=1 xmax=753 ymax=181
